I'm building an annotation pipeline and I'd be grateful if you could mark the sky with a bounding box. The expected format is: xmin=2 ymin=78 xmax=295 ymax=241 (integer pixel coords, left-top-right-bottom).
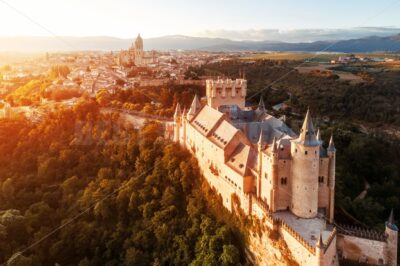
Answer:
xmin=0 ymin=0 xmax=400 ymax=41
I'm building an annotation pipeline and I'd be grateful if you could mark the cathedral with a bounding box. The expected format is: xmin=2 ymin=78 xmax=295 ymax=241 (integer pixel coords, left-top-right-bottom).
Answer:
xmin=171 ymin=78 xmax=398 ymax=266
xmin=117 ymin=34 xmax=156 ymax=67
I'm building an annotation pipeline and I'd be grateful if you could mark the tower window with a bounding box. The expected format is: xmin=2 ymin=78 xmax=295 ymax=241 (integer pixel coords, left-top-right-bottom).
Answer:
xmin=264 ymin=173 xmax=268 ymax=179
xmin=305 ymin=151 xmax=308 ymax=155
xmin=318 ymin=176 xmax=324 ymax=184
xmin=280 ymin=177 xmax=287 ymax=185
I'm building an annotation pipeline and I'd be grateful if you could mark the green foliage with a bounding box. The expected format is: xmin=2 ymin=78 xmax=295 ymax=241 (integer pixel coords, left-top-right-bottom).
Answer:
xmin=48 ymin=65 xmax=71 ymax=79
xmin=0 ymin=107 xmax=246 ymax=265
xmin=110 ymin=84 xmax=204 ymax=117
xmin=6 ymin=79 xmax=50 ymax=106
xmin=191 ymin=60 xmax=400 ymax=126
xmin=320 ymin=125 xmax=400 ymax=229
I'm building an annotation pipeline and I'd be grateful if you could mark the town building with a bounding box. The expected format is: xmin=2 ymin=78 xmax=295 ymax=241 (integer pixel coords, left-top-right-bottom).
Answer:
xmin=171 ymin=78 xmax=398 ymax=266
xmin=117 ymin=34 xmax=157 ymax=67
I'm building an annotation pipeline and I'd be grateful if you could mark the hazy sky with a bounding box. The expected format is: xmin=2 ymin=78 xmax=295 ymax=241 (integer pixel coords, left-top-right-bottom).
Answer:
xmin=1 ymin=0 xmax=400 ymax=39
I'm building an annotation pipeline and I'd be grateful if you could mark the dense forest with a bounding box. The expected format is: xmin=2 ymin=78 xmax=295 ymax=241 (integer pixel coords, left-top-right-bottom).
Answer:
xmin=106 ymin=84 xmax=204 ymax=118
xmin=186 ymin=60 xmax=400 ymax=230
xmin=0 ymin=101 xmax=246 ymax=265
xmin=186 ymin=60 xmax=400 ymax=126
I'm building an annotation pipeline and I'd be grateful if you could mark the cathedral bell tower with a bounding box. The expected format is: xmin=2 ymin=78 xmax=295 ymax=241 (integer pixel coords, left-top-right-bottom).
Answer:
xmin=134 ymin=33 xmax=144 ymax=66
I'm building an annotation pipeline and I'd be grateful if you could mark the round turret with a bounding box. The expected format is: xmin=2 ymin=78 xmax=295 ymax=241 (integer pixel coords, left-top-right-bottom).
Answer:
xmin=290 ymin=109 xmax=321 ymax=218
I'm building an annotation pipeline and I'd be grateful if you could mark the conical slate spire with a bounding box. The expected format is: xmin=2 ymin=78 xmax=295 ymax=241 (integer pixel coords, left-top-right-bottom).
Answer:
xmin=257 ymin=97 xmax=266 ymax=112
xmin=258 ymin=131 xmax=263 ymax=148
xmin=174 ymin=103 xmax=181 ymax=119
xmin=328 ymin=134 xmax=336 ymax=151
xmin=316 ymin=128 xmax=321 ymax=141
xmin=388 ymin=209 xmax=395 ymax=224
xmin=386 ymin=209 xmax=398 ymax=231
xmin=188 ymin=94 xmax=201 ymax=117
xmin=181 ymin=107 xmax=186 ymax=119
xmin=316 ymin=232 xmax=324 ymax=248
xmin=271 ymin=136 xmax=277 ymax=153
xmin=297 ymin=108 xmax=319 ymax=146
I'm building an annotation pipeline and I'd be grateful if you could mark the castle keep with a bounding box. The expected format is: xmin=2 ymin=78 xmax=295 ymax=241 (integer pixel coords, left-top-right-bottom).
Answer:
xmin=171 ymin=78 xmax=398 ymax=266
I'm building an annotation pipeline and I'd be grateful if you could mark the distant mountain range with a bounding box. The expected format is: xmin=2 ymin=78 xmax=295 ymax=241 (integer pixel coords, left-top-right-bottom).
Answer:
xmin=0 ymin=34 xmax=399 ymax=53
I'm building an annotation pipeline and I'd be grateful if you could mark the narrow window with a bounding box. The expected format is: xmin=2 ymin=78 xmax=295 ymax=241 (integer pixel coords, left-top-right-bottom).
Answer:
xmin=305 ymin=151 xmax=308 ymax=155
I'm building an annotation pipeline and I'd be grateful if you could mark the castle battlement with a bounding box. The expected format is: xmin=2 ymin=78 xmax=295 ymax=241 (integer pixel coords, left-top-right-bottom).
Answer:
xmin=172 ymin=78 xmax=398 ymax=266
xmin=337 ymin=224 xmax=387 ymax=242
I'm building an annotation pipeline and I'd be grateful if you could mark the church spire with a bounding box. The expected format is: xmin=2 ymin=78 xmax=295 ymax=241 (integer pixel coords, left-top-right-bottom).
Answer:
xmin=297 ymin=108 xmax=318 ymax=146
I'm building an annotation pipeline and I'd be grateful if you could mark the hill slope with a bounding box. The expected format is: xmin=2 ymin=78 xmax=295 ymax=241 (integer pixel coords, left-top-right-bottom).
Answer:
xmin=0 ymin=34 xmax=400 ymax=52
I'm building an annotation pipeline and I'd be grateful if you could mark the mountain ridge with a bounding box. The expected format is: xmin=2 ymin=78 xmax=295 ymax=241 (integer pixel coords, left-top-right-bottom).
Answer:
xmin=0 ymin=34 xmax=399 ymax=52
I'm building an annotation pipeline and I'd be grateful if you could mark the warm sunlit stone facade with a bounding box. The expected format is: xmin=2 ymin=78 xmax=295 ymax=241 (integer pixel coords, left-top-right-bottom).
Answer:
xmin=170 ymin=78 xmax=398 ymax=266
xmin=117 ymin=34 xmax=156 ymax=66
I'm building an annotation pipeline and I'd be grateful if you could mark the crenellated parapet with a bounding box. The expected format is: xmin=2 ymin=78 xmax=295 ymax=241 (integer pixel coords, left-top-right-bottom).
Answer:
xmin=324 ymin=227 xmax=337 ymax=252
xmin=277 ymin=218 xmax=316 ymax=255
xmin=206 ymin=78 xmax=247 ymax=109
xmin=337 ymin=224 xmax=387 ymax=242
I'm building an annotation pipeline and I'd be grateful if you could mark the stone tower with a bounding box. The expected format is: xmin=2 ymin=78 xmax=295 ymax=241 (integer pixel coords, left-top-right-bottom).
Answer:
xmin=327 ymin=134 xmax=336 ymax=223
xmin=173 ymin=103 xmax=181 ymax=143
xmin=290 ymin=109 xmax=321 ymax=218
xmin=385 ymin=209 xmax=398 ymax=266
xmin=134 ymin=34 xmax=144 ymax=66
xmin=181 ymin=108 xmax=187 ymax=146
xmin=270 ymin=137 xmax=279 ymax=212
xmin=206 ymin=78 xmax=247 ymax=110
xmin=257 ymin=131 xmax=264 ymax=197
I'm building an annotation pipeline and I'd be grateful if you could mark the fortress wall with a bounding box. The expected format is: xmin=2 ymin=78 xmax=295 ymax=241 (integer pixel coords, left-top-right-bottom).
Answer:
xmin=185 ymin=122 xmax=248 ymax=211
xmin=323 ymin=231 xmax=338 ymax=266
xmin=279 ymin=225 xmax=316 ymax=266
xmin=251 ymin=197 xmax=274 ymax=230
xmin=336 ymin=234 xmax=386 ymax=265
xmin=252 ymin=199 xmax=266 ymax=220
xmin=138 ymin=79 xmax=205 ymax=87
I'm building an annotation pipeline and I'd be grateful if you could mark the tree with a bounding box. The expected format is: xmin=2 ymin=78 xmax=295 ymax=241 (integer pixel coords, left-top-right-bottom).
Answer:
xmin=96 ymin=89 xmax=111 ymax=106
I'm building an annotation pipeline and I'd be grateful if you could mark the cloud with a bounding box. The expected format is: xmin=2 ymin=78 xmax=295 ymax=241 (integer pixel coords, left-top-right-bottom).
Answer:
xmin=194 ymin=27 xmax=400 ymax=42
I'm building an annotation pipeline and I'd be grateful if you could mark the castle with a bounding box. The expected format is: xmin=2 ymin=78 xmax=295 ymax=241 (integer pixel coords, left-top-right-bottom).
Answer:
xmin=171 ymin=78 xmax=398 ymax=266
xmin=117 ymin=34 xmax=156 ymax=67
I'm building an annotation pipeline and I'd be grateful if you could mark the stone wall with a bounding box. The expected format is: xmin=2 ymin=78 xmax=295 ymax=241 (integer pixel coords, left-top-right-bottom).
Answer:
xmin=279 ymin=223 xmax=316 ymax=266
xmin=323 ymin=229 xmax=339 ymax=266
xmin=336 ymin=234 xmax=386 ymax=265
